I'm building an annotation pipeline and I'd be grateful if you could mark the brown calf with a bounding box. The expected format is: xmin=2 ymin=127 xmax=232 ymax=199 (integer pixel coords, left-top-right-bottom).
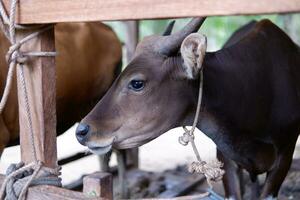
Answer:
xmin=77 ymin=18 xmax=300 ymax=199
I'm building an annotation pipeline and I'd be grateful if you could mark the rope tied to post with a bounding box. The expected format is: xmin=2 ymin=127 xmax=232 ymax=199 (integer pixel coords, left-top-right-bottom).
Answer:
xmin=0 ymin=162 xmax=61 ymax=200
xmin=178 ymin=71 xmax=225 ymax=193
xmin=0 ymin=0 xmax=61 ymax=199
xmin=0 ymin=0 xmax=56 ymax=114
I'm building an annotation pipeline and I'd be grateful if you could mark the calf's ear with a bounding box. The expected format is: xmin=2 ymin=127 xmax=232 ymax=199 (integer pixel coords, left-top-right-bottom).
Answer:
xmin=180 ymin=33 xmax=207 ymax=79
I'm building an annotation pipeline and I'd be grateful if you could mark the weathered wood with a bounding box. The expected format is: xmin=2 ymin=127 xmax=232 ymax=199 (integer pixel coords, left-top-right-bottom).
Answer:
xmin=2 ymin=0 xmax=300 ymax=24
xmin=0 ymin=175 xmax=104 ymax=200
xmin=16 ymin=27 xmax=57 ymax=168
xmin=83 ymin=172 xmax=113 ymax=200
xmin=123 ymin=20 xmax=140 ymax=169
xmin=158 ymin=176 xmax=205 ymax=198
xmin=124 ymin=20 xmax=139 ymax=64
xmin=58 ymin=151 xmax=92 ymax=166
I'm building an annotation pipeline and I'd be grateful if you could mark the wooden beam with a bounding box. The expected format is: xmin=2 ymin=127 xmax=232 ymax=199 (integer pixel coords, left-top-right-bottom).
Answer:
xmin=123 ymin=20 xmax=140 ymax=169
xmin=124 ymin=21 xmax=139 ymax=64
xmin=3 ymin=0 xmax=300 ymax=24
xmin=0 ymin=175 xmax=106 ymax=200
xmin=83 ymin=172 xmax=113 ymax=200
xmin=58 ymin=151 xmax=92 ymax=166
xmin=16 ymin=27 xmax=57 ymax=167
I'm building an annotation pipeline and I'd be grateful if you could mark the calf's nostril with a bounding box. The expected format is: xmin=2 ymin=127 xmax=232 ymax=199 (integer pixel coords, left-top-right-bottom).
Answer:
xmin=76 ymin=123 xmax=90 ymax=139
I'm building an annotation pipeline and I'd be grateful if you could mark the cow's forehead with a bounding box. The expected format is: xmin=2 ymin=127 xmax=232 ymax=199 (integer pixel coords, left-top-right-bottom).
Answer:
xmin=129 ymin=50 xmax=166 ymax=69
xmin=117 ymin=56 xmax=171 ymax=86
xmin=134 ymin=34 xmax=168 ymax=56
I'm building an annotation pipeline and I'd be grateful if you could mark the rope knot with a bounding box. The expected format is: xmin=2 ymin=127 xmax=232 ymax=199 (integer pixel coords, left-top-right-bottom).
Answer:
xmin=178 ymin=130 xmax=194 ymax=146
xmin=0 ymin=0 xmax=56 ymax=114
xmin=188 ymin=160 xmax=225 ymax=187
xmin=0 ymin=161 xmax=62 ymax=200
xmin=6 ymin=43 xmax=28 ymax=64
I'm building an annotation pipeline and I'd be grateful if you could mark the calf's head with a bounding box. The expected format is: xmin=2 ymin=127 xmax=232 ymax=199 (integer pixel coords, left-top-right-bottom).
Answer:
xmin=76 ymin=18 xmax=207 ymax=154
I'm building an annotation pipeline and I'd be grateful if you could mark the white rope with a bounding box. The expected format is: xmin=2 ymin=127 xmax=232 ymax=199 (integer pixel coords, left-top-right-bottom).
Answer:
xmin=0 ymin=161 xmax=61 ymax=200
xmin=18 ymin=64 xmax=36 ymax=161
xmin=0 ymin=0 xmax=56 ymax=114
xmin=0 ymin=0 xmax=61 ymax=199
xmin=178 ymin=71 xmax=225 ymax=192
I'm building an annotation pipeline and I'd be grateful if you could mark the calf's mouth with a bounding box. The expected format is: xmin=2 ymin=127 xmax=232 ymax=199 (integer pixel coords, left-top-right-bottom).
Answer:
xmin=85 ymin=136 xmax=116 ymax=155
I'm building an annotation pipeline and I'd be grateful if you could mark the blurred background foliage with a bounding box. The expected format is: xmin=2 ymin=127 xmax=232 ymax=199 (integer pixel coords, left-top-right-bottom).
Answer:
xmin=106 ymin=14 xmax=300 ymax=52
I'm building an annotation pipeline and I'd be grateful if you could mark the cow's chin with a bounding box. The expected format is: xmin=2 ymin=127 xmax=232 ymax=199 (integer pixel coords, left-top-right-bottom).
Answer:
xmin=89 ymin=145 xmax=112 ymax=155
xmin=86 ymin=137 xmax=115 ymax=155
xmin=113 ymin=132 xmax=161 ymax=149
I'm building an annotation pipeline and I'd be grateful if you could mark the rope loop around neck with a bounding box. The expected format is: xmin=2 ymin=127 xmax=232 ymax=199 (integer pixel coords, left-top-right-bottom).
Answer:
xmin=178 ymin=70 xmax=225 ymax=192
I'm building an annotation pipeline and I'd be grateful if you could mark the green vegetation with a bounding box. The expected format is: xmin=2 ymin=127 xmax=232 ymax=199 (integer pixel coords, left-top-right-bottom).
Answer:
xmin=106 ymin=14 xmax=300 ymax=51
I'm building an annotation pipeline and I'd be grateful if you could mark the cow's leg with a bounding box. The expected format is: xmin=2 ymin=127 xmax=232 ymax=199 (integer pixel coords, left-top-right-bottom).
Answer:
xmin=116 ymin=149 xmax=129 ymax=199
xmin=217 ymin=150 xmax=242 ymax=200
xmin=98 ymin=151 xmax=112 ymax=172
xmin=249 ymin=173 xmax=260 ymax=200
xmin=260 ymin=137 xmax=298 ymax=199
xmin=237 ymin=165 xmax=245 ymax=196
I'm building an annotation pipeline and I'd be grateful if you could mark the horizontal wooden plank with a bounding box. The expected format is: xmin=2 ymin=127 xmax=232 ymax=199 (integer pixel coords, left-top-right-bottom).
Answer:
xmin=3 ymin=0 xmax=300 ymax=24
xmin=0 ymin=174 xmax=106 ymax=200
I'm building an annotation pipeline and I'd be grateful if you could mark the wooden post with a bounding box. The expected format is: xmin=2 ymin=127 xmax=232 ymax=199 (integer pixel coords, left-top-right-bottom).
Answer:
xmin=124 ymin=20 xmax=139 ymax=63
xmin=16 ymin=27 xmax=57 ymax=168
xmin=123 ymin=20 xmax=139 ymax=168
xmin=83 ymin=172 xmax=113 ymax=200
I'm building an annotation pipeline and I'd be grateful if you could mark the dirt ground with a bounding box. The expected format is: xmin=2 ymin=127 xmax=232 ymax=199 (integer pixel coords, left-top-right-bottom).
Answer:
xmin=1 ymin=125 xmax=300 ymax=199
xmin=114 ymin=158 xmax=300 ymax=199
xmin=113 ymin=132 xmax=300 ymax=199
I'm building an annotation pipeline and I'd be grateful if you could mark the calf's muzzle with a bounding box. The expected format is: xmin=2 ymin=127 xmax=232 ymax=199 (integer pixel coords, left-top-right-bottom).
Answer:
xmin=75 ymin=123 xmax=90 ymax=145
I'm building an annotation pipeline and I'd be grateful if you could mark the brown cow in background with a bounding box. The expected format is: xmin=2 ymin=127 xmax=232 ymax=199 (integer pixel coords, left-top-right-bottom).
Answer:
xmin=0 ymin=22 xmax=122 ymax=154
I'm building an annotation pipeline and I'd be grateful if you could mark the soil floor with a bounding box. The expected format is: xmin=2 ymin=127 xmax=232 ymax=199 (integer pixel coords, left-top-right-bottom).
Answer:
xmin=1 ymin=125 xmax=299 ymax=199
xmin=114 ymin=159 xmax=300 ymax=199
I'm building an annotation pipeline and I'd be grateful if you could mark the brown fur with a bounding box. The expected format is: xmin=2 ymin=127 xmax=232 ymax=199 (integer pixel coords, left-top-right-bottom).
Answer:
xmin=79 ymin=19 xmax=300 ymax=199
xmin=0 ymin=22 xmax=122 ymax=152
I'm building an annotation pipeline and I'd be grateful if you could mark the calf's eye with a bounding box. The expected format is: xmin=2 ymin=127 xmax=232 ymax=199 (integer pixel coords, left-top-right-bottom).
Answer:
xmin=129 ymin=80 xmax=145 ymax=91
